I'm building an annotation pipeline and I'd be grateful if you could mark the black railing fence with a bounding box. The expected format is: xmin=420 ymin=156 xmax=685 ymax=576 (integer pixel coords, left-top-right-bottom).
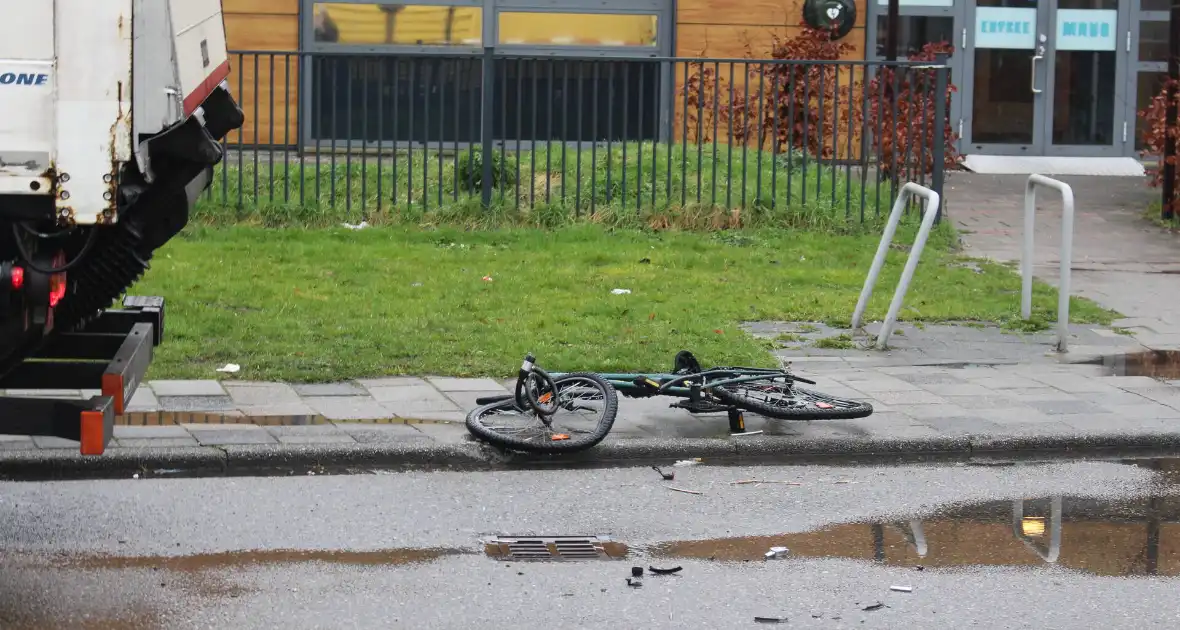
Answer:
xmin=208 ymin=48 xmax=953 ymax=226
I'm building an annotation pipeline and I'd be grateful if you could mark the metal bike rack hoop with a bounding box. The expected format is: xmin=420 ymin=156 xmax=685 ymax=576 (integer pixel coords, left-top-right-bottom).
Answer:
xmin=851 ymin=182 xmax=941 ymax=350
xmin=1021 ymin=174 xmax=1075 ymax=353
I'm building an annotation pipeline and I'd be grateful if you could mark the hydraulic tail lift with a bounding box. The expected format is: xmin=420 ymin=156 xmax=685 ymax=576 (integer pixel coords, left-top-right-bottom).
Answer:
xmin=0 ymin=296 xmax=163 ymax=455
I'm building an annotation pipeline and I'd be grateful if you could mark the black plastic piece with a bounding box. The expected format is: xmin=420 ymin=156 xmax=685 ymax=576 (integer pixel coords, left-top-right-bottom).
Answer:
xmin=728 ymin=408 xmax=746 ymax=433
xmin=0 ymin=194 xmax=54 ymax=222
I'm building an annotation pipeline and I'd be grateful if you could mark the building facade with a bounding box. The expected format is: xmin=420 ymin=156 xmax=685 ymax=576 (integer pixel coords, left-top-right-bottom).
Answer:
xmin=223 ymin=0 xmax=1168 ymax=159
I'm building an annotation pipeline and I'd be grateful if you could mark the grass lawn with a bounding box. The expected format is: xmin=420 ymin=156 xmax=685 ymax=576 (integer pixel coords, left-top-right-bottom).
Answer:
xmin=131 ymin=224 xmax=1116 ymax=382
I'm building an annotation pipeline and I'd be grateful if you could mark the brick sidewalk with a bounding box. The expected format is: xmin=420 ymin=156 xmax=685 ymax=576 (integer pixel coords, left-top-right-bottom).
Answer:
xmin=949 ymin=172 xmax=1180 ymax=347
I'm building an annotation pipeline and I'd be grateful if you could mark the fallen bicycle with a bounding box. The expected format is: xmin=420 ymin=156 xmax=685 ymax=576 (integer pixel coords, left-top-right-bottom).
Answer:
xmin=465 ymin=351 xmax=873 ymax=454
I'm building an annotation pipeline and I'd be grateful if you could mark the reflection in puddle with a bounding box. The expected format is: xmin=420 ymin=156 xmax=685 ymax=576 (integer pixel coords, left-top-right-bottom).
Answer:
xmin=1099 ymin=350 xmax=1180 ymax=380
xmin=651 ymin=492 xmax=1180 ymax=576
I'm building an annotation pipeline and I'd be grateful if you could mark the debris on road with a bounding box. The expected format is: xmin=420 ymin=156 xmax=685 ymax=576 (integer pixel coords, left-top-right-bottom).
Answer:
xmin=673 ymin=459 xmax=702 ymax=467
xmin=649 ymin=566 xmax=683 ymax=575
xmin=216 ymin=363 xmax=241 ymax=373
xmin=632 ymin=566 xmax=644 ymax=577
xmin=732 ymin=430 xmax=764 ymax=437
xmin=890 ymin=585 xmax=913 ymax=593
xmin=667 ymin=486 xmax=703 ymax=496
xmin=341 ymin=221 xmax=369 ymax=230
xmin=626 ymin=578 xmax=642 ymax=588
xmin=764 ymin=546 xmax=789 ymax=559
xmin=863 ymin=603 xmax=888 ymax=611
xmin=754 ymin=616 xmax=788 ymax=623
xmin=731 ymin=479 xmax=803 ymax=486
xmin=652 ymin=466 xmax=675 ymax=481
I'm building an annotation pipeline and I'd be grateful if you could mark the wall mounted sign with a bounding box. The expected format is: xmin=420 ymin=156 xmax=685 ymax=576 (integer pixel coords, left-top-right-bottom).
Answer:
xmin=974 ymin=6 xmax=1037 ymax=49
xmin=802 ymin=0 xmax=857 ymax=40
xmin=1055 ymin=9 xmax=1118 ymax=51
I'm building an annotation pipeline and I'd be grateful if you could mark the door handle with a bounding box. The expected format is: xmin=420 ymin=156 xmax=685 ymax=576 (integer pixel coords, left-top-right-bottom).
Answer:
xmin=1030 ymin=54 xmax=1043 ymax=94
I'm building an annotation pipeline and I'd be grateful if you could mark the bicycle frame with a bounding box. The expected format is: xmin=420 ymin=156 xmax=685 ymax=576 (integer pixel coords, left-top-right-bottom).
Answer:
xmin=547 ymin=367 xmax=801 ymax=399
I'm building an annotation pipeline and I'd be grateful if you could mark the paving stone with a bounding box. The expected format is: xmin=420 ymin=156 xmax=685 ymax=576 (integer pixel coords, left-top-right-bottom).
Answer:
xmin=1076 ymin=390 xmax=1158 ymax=406
xmin=186 ymin=425 xmax=277 ymax=445
xmin=158 ymin=395 xmax=236 ymax=412
xmin=410 ymin=422 xmax=474 ymax=444
xmin=443 ymin=391 xmax=497 ymax=412
xmin=116 ymin=437 xmax=200 ymax=448
xmin=862 ymin=390 xmax=947 ymax=405
xmin=224 ymin=383 xmax=301 ymax=406
xmin=356 ymin=377 xmax=428 ymax=389
xmin=0 ymin=437 xmax=36 ymax=450
xmin=149 ymin=380 xmax=226 ymax=396
xmin=893 ymin=403 xmax=973 ymax=420
xmin=337 ymin=424 xmax=430 ymax=444
xmin=942 ymin=394 xmax=1034 ymax=410
xmin=304 ymin=396 xmax=391 ymax=421
xmin=1056 ymin=415 xmax=1135 ymax=433
xmin=236 ymin=403 xmax=320 ymax=418
xmin=292 ymin=382 xmax=369 ymax=397
xmin=398 ymin=411 xmax=467 ymax=423
xmin=114 ymin=425 xmax=192 ymax=439
xmin=962 ymin=375 xmax=1051 ymax=390
xmin=916 ymin=416 xmax=1002 ymax=436
xmin=974 ymin=407 xmax=1059 ymax=424
xmin=920 ymin=383 xmax=997 ymax=397
xmin=366 ymin=384 xmax=455 ymax=406
xmin=1024 ymin=399 xmax=1112 ymax=415
xmin=1098 ymin=375 xmax=1171 ymax=389
xmin=31 ymin=436 xmax=79 ymax=449
xmin=426 ymin=377 xmax=509 ymax=392
xmin=836 ymin=377 xmax=920 ymax=392
xmin=264 ymin=424 xmax=349 ymax=437
xmin=1002 ymin=389 xmax=1079 ymax=403
xmin=1028 ymin=373 xmax=1121 ymax=394
xmin=126 ymin=387 xmax=159 ymax=411
xmin=1100 ymin=404 xmax=1180 ymax=420
xmin=984 ymin=421 xmax=1075 ymax=436
xmin=893 ymin=373 xmax=966 ymax=386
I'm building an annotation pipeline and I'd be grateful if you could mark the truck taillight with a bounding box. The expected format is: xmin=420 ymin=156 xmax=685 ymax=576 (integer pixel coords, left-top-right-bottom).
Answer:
xmin=48 ymin=273 xmax=66 ymax=307
xmin=9 ymin=266 xmax=22 ymax=290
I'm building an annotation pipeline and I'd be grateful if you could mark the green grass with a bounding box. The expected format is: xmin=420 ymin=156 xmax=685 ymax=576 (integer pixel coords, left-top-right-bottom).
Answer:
xmin=813 ymin=333 xmax=856 ymax=350
xmin=131 ymin=224 xmax=1118 ymax=382
xmin=200 ymin=142 xmax=905 ymax=233
xmin=1143 ymin=202 xmax=1179 ymax=231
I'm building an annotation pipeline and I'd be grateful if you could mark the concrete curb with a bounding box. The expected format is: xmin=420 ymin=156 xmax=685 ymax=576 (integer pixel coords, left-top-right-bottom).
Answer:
xmin=4 ymin=431 xmax=1180 ymax=480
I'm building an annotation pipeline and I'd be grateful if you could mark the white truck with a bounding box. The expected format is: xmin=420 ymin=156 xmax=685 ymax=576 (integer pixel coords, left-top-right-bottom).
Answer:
xmin=0 ymin=0 xmax=244 ymax=454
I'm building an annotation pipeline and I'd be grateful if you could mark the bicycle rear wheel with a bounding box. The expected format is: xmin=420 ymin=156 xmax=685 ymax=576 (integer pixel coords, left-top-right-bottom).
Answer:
xmin=465 ymin=372 xmax=618 ymax=453
xmin=713 ymin=378 xmax=872 ymax=420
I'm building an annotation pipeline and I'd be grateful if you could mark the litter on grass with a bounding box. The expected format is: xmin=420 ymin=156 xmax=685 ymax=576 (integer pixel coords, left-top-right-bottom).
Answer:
xmin=215 ymin=363 xmax=241 ymax=373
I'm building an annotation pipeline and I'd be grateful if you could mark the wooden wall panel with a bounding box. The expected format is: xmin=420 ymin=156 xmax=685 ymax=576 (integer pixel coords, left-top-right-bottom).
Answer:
xmin=223 ymin=0 xmax=300 ymax=146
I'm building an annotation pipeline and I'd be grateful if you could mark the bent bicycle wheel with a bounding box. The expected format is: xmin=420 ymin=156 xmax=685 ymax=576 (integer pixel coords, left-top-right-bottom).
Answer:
xmin=466 ymin=372 xmax=618 ymax=453
xmin=713 ymin=379 xmax=873 ymax=420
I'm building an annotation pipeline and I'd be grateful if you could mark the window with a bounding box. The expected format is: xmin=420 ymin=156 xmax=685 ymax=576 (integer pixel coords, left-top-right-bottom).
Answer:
xmin=1139 ymin=21 xmax=1172 ymax=63
xmin=313 ymin=3 xmax=482 ymax=46
xmin=496 ymin=12 xmax=658 ymax=47
xmin=1140 ymin=0 xmax=1170 ymax=10
xmin=875 ymin=15 xmax=955 ymax=57
xmin=1135 ymin=71 xmax=1167 ymax=151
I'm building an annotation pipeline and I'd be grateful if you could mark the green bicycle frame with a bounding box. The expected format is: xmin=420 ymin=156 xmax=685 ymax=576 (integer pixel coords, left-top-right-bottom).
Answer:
xmin=547 ymin=367 xmax=793 ymax=398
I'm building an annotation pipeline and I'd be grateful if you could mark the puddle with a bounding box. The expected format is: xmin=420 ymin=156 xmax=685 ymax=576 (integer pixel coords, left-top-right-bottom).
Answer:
xmin=114 ymin=412 xmax=452 ymax=426
xmin=1098 ymin=350 xmax=1180 ymax=380
xmin=648 ymin=489 xmax=1180 ymax=577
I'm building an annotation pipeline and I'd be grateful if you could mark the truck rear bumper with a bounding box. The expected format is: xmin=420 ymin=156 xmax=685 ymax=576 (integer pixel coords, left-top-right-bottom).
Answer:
xmin=0 ymin=296 xmax=163 ymax=455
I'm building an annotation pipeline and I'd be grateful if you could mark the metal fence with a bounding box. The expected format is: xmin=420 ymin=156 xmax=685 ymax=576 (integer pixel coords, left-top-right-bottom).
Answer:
xmin=208 ymin=48 xmax=953 ymax=225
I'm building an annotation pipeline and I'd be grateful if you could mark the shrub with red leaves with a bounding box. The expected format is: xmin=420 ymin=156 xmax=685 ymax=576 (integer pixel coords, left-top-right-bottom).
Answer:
xmin=1138 ymin=78 xmax=1179 ymax=215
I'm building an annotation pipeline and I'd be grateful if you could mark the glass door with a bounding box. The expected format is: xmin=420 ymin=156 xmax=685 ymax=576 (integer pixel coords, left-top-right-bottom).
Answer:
xmin=963 ymin=0 xmax=1048 ymax=154
xmin=962 ymin=0 xmax=1132 ymax=156
xmin=1044 ymin=0 xmax=1128 ymax=155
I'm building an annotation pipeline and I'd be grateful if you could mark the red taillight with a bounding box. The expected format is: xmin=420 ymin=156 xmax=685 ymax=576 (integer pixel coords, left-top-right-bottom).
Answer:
xmin=48 ymin=273 xmax=66 ymax=307
xmin=9 ymin=266 xmax=22 ymax=290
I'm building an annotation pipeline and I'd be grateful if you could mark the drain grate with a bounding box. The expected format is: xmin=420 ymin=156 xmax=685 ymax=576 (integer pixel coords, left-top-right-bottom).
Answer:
xmin=484 ymin=536 xmax=627 ymax=561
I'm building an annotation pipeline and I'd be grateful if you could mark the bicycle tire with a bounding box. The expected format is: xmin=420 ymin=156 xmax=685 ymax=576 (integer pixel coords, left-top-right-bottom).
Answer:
xmin=713 ymin=380 xmax=873 ymax=420
xmin=466 ymin=372 xmax=618 ymax=453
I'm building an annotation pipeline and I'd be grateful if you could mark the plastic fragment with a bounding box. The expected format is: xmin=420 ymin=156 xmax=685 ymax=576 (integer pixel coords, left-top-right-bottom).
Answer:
xmin=216 ymin=363 xmax=241 ymax=373
xmin=648 ymin=566 xmax=682 ymax=575
xmin=732 ymin=430 xmax=764 ymax=436
xmin=611 ymin=288 xmax=632 ymax=295
xmin=672 ymin=458 xmax=702 ymax=467
xmin=626 ymin=578 xmax=642 ymax=588
xmin=754 ymin=617 xmax=788 ymax=623
xmin=631 ymin=566 xmax=644 ymax=577
xmin=863 ymin=602 xmax=887 ymax=611
xmin=652 ymin=466 xmax=674 ymax=481
xmin=890 ymin=585 xmax=913 ymax=593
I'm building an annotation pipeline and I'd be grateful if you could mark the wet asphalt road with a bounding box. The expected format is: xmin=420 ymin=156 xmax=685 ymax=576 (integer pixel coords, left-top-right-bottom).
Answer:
xmin=2 ymin=458 xmax=1179 ymax=628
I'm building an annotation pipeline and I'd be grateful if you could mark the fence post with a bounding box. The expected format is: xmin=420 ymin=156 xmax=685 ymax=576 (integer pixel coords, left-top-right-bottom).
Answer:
xmin=480 ymin=46 xmax=495 ymax=208
xmin=932 ymin=57 xmax=948 ymax=224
